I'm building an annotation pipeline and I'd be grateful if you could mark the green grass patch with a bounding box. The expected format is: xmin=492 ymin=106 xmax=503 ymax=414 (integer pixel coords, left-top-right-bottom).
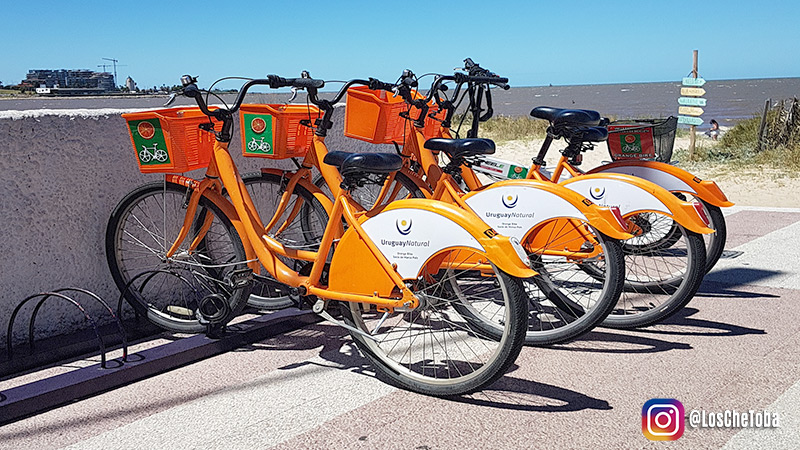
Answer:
xmin=450 ymin=114 xmax=548 ymax=142
xmin=675 ymin=112 xmax=800 ymax=174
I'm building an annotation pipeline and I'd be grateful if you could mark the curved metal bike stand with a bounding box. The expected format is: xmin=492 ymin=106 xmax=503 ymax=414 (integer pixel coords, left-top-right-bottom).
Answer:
xmin=30 ymin=288 xmax=128 ymax=363
xmin=6 ymin=291 xmax=117 ymax=369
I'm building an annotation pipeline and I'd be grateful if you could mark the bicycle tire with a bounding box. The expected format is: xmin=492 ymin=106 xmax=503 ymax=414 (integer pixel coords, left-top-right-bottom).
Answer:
xmin=106 ymin=180 xmax=250 ymax=333
xmin=339 ymin=253 xmax=528 ymax=397
xmin=602 ymin=214 xmax=707 ymax=329
xmin=700 ymin=201 xmax=726 ymax=274
xmin=674 ymin=194 xmax=726 ymax=274
xmin=241 ymin=172 xmax=329 ymax=310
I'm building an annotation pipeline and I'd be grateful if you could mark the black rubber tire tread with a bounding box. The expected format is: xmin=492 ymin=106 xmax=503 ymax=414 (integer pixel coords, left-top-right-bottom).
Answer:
xmin=701 ymin=201 xmax=726 ymax=274
xmin=106 ymin=181 xmax=250 ymax=333
xmin=339 ymin=269 xmax=528 ymax=397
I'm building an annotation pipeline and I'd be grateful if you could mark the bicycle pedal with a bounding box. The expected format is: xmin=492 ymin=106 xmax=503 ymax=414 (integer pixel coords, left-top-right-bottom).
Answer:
xmin=229 ymin=268 xmax=254 ymax=289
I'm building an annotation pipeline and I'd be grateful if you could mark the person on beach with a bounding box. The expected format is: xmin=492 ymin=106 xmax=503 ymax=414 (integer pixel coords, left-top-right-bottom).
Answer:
xmin=706 ymin=119 xmax=720 ymax=140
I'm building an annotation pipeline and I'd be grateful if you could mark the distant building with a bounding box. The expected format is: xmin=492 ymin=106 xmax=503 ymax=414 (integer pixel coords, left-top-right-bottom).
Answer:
xmin=23 ymin=69 xmax=116 ymax=95
xmin=126 ymin=76 xmax=136 ymax=92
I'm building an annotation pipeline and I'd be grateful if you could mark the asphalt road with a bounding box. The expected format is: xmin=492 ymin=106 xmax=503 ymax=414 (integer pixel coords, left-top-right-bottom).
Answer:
xmin=1 ymin=205 xmax=799 ymax=449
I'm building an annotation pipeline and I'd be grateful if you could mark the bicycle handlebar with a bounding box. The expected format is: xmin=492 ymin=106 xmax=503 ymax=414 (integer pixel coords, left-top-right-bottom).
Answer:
xmin=181 ymin=74 xmax=325 ymax=118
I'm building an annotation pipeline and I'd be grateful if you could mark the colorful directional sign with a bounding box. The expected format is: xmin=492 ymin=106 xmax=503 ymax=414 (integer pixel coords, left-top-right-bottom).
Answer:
xmin=678 ymin=106 xmax=704 ymax=116
xmin=682 ymin=77 xmax=706 ymax=87
xmin=678 ymin=116 xmax=703 ymax=125
xmin=681 ymin=87 xmax=706 ymax=96
xmin=678 ymin=97 xmax=707 ymax=107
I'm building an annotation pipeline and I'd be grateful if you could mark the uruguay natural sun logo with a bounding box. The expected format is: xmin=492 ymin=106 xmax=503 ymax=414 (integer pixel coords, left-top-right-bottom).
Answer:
xmin=589 ymin=187 xmax=606 ymax=200
xmin=137 ymin=121 xmax=156 ymax=140
xmin=396 ymin=219 xmax=413 ymax=235
xmin=502 ymin=194 xmax=518 ymax=208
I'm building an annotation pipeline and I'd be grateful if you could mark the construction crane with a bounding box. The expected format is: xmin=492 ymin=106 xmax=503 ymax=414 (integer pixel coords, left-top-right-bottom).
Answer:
xmin=101 ymin=57 xmax=127 ymax=88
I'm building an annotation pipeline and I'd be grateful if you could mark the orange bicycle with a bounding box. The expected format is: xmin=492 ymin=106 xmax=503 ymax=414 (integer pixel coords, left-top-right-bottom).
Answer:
xmin=246 ymin=73 xmax=635 ymax=346
xmin=107 ymin=73 xmax=536 ymax=396
xmin=409 ymin=60 xmax=713 ymax=328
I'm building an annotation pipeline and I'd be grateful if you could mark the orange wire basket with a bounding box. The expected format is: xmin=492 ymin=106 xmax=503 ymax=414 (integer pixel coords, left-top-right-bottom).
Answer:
xmin=239 ymin=104 xmax=320 ymax=159
xmin=344 ymin=86 xmax=444 ymax=144
xmin=122 ymin=107 xmax=218 ymax=173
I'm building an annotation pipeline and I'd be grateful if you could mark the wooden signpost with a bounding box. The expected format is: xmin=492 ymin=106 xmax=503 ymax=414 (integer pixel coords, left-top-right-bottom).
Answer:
xmin=678 ymin=106 xmax=705 ymax=116
xmin=680 ymin=87 xmax=706 ymax=97
xmin=678 ymin=97 xmax=707 ymax=107
xmin=679 ymin=50 xmax=706 ymax=158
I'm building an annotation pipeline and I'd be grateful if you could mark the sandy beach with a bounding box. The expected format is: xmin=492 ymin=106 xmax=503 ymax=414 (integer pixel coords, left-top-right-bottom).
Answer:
xmin=493 ymin=134 xmax=800 ymax=208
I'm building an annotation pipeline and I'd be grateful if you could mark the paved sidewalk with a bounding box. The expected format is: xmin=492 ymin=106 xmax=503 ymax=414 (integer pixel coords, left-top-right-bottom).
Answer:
xmin=1 ymin=206 xmax=799 ymax=449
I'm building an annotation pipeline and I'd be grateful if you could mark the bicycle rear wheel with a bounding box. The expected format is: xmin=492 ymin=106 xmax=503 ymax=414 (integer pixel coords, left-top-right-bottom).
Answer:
xmin=602 ymin=212 xmax=706 ymax=328
xmin=522 ymin=223 xmax=625 ymax=345
xmin=106 ymin=181 xmax=250 ymax=333
xmin=339 ymin=249 xmax=528 ymax=397
xmin=241 ymin=172 xmax=329 ymax=310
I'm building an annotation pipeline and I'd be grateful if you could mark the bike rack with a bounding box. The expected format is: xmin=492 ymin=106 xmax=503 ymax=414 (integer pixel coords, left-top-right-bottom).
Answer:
xmin=6 ymin=288 xmax=128 ymax=370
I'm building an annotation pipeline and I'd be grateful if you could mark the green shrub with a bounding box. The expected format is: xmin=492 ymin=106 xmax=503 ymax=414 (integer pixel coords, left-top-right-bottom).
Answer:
xmin=450 ymin=114 xmax=548 ymax=142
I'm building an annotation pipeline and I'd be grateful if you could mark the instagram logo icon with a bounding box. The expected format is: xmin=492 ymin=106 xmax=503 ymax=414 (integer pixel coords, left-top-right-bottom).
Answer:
xmin=642 ymin=399 xmax=685 ymax=441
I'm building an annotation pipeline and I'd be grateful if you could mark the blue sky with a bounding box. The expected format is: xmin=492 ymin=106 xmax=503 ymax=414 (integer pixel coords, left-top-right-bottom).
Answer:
xmin=2 ymin=1 xmax=798 ymax=89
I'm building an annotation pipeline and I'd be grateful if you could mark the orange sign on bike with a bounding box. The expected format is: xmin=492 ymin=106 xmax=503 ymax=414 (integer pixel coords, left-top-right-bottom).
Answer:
xmin=123 ymin=107 xmax=218 ymax=173
xmin=239 ymin=104 xmax=321 ymax=159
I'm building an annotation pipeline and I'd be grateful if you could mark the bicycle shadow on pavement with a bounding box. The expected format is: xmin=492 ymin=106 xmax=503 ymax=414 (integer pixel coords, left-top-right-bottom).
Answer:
xmin=627 ymin=306 xmax=767 ymax=338
xmin=451 ymin=365 xmax=612 ymax=412
xmin=700 ymin=267 xmax=786 ymax=296
xmin=546 ymin=329 xmax=692 ymax=354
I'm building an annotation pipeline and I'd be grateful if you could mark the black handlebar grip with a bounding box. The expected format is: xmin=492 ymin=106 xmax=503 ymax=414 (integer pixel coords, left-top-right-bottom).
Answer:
xmin=368 ymin=78 xmax=394 ymax=92
xmin=289 ymin=77 xmax=325 ymax=89
xmin=183 ymin=84 xmax=201 ymax=98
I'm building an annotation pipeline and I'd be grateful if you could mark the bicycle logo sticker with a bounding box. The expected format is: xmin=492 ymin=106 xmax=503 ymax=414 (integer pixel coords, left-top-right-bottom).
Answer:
xmin=129 ymin=119 xmax=170 ymax=165
xmin=251 ymin=117 xmax=267 ymax=134
xmin=137 ymin=121 xmax=156 ymax=140
xmin=243 ymin=113 xmax=274 ymax=155
xmin=590 ymin=187 xmax=606 ymax=200
xmin=502 ymin=194 xmax=518 ymax=208
xmin=396 ymin=219 xmax=413 ymax=235
xmin=621 ymin=134 xmax=643 ymax=154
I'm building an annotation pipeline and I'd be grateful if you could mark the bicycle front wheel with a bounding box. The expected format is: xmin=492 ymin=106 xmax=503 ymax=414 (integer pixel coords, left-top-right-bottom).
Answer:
xmin=106 ymin=180 xmax=250 ymax=333
xmin=339 ymin=249 xmax=528 ymax=397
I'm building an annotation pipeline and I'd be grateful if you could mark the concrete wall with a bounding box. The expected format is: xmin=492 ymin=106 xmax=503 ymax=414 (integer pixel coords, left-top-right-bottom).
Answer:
xmin=0 ymin=107 xmax=382 ymax=350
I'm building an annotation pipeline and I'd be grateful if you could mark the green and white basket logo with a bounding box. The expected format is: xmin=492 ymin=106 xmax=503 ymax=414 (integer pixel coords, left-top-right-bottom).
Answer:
xmin=621 ymin=134 xmax=643 ymax=154
xmin=130 ymin=119 xmax=170 ymax=165
xmin=244 ymin=113 xmax=274 ymax=155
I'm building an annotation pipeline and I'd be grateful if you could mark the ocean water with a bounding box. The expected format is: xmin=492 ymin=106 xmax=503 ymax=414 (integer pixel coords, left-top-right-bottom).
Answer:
xmin=488 ymin=77 xmax=800 ymax=128
xmin=1 ymin=77 xmax=797 ymax=130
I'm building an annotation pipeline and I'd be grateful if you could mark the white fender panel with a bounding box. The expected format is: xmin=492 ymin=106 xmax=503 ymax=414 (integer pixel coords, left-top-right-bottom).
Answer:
xmin=465 ymin=185 xmax=585 ymax=240
xmin=360 ymin=208 xmax=483 ymax=279
xmin=563 ymin=178 xmax=671 ymax=216
xmin=593 ymin=165 xmax=696 ymax=194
